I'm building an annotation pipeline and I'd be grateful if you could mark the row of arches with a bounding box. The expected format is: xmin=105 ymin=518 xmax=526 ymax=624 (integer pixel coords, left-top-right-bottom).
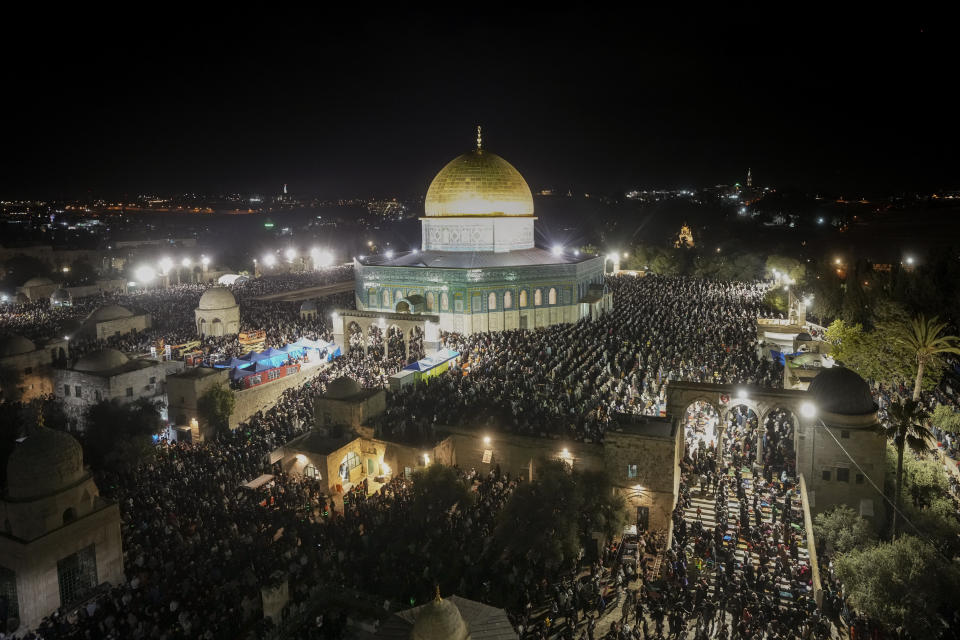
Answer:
xmin=683 ymin=399 xmax=799 ymax=480
xmin=367 ymin=286 xmax=570 ymax=313
xmin=346 ymin=321 xmax=424 ymax=363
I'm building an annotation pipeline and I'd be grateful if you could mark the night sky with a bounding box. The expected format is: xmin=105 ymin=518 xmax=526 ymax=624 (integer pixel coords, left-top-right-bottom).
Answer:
xmin=1 ymin=10 xmax=952 ymax=199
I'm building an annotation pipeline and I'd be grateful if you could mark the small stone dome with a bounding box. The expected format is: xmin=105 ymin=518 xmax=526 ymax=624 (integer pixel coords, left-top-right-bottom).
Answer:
xmin=807 ymin=366 xmax=876 ymax=415
xmin=6 ymin=426 xmax=86 ymax=500
xmin=411 ymin=595 xmax=470 ymax=640
xmin=324 ymin=376 xmax=362 ymax=399
xmin=89 ymin=304 xmax=134 ymax=323
xmin=198 ymin=287 xmax=237 ymax=310
xmin=22 ymin=276 xmax=54 ymax=287
xmin=0 ymin=334 xmax=35 ymax=357
xmin=74 ymin=348 xmax=129 ymax=373
xmin=300 ymin=300 xmax=318 ymax=312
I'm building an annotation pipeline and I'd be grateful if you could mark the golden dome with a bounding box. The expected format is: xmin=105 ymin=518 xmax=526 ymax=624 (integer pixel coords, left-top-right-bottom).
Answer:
xmin=424 ymin=145 xmax=533 ymax=217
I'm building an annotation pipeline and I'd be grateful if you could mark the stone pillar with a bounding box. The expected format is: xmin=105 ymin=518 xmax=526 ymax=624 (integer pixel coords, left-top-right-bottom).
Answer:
xmin=757 ymin=428 xmax=764 ymax=465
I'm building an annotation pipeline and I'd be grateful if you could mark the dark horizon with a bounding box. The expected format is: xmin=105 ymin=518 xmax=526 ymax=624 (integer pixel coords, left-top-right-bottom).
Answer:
xmin=1 ymin=10 xmax=954 ymax=200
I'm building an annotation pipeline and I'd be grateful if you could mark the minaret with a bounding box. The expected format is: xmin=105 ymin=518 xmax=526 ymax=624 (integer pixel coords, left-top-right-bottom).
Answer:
xmin=476 ymin=125 xmax=482 ymax=151
xmin=746 ymin=168 xmax=753 ymax=188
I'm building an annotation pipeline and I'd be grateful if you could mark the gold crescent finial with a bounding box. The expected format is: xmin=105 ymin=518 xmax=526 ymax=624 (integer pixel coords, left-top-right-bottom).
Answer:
xmin=434 ymin=585 xmax=442 ymax=601
xmin=476 ymin=125 xmax=482 ymax=151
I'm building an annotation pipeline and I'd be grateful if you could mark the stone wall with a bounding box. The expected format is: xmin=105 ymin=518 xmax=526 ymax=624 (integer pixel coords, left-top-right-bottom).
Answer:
xmin=314 ymin=391 xmax=386 ymax=431
xmin=795 ymin=414 xmax=886 ymax=522
xmin=95 ymin=315 xmax=150 ymax=340
xmin=0 ymin=502 xmax=123 ymax=632
xmin=229 ymin=365 xmax=321 ymax=430
xmin=55 ymin=362 xmax=167 ymax=430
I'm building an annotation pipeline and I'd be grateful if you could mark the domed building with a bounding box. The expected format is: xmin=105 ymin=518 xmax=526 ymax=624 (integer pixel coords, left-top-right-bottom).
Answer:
xmin=347 ymin=129 xmax=610 ymax=338
xmin=0 ymin=333 xmax=68 ymax=402
xmin=78 ymin=303 xmax=150 ymax=340
xmin=797 ymin=366 xmax=886 ymax=522
xmin=16 ymin=276 xmax=58 ymax=302
xmin=195 ymin=287 xmax=240 ymax=337
xmin=55 ymin=347 xmax=168 ymax=430
xmin=375 ymin=589 xmax=516 ymax=639
xmin=0 ymin=421 xmax=123 ymax=633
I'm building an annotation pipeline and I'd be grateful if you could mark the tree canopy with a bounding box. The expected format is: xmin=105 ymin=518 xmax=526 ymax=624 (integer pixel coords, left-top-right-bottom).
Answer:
xmin=83 ymin=397 xmax=165 ymax=472
xmin=835 ymin=535 xmax=960 ymax=636
xmin=198 ymin=383 xmax=236 ymax=435
xmin=409 ymin=463 xmax=474 ymax=525
xmin=492 ymin=459 xmax=627 ymax=574
xmin=813 ymin=505 xmax=876 ymax=554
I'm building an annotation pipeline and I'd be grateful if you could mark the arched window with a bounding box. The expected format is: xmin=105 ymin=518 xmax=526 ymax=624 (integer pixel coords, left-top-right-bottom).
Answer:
xmin=395 ymin=290 xmax=403 ymax=304
xmin=368 ymin=288 xmax=377 ymax=306
xmin=382 ymin=289 xmax=391 ymax=307
xmin=519 ymin=290 xmax=528 ymax=308
xmin=534 ymin=289 xmax=543 ymax=306
xmin=488 ymin=292 xmax=497 ymax=310
xmin=441 ymin=292 xmax=449 ymax=311
xmin=426 ymin=291 xmax=435 ymax=311
xmin=62 ymin=508 xmax=77 ymax=524
xmin=548 ymin=288 xmax=557 ymax=305
xmin=504 ymin=291 xmax=513 ymax=309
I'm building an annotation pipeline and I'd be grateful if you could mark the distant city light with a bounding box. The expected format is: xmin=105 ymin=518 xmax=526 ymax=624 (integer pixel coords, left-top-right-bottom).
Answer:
xmin=412 ymin=248 xmax=419 ymax=254
xmin=285 ymin=248 xmax=297 ymax=262
xmin=263 ymin=254 xmax=277 ymax=267
xmin=201 ymin=256 xmax=210 ymax=269
xmin=817 ymin=217 xmax=825 ymax=224
xmin=834 ymin=258 xmax=842 ymax=265
xmin=551 ymin=245 xmax=563 ymax=256
xmin=906 ymin=256 xmax=915 ymax=265
xmin=181 ymin=257 xmax=191 ymax=267
xmin=158 ymin=256 xmax=173 ymax=274
xmin=574 ymin=249 xmax=580 ymax=256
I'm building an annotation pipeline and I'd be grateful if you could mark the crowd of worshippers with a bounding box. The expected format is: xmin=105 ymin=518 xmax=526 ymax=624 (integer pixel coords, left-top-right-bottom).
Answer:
xmin=0 ymin=268 xmax=354 ymax=367
xmin=2 ymin=272 xmax=905 ymax=639
xmin=638 ymin=427 xmax=831 ymax=640
xmin=18 ymin=365 xmax=530 ymax=639
xmin=373 ymin=276 xmax=783 ymax=444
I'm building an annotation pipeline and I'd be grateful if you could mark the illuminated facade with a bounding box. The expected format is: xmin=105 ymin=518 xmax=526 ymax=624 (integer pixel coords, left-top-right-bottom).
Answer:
xmin=353 ymin=130 xmax=610 ymax=335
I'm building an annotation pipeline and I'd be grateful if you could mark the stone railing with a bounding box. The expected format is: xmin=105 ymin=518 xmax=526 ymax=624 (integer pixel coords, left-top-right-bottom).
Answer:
xmin=798 ymin=473 xmax=823 ymax=608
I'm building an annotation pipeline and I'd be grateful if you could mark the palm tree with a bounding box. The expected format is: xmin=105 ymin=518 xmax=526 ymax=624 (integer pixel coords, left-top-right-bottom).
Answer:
xmin=891 ymin=314 xmax=960 ymax=401
xmin=882 ymin=399 xmax=933 ymax=537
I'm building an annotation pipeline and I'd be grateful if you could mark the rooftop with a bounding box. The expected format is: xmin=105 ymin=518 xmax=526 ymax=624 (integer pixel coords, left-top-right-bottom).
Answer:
xmin=609 ymin=414 xmax=677 ymax=439
xmin=358 ymin=248 xmax=598 ymax=269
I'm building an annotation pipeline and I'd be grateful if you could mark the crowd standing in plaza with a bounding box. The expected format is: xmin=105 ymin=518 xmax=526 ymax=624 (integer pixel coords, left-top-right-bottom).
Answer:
xmin=4 ymin=272 xmax=956 ymax=638
xmin=376 ymin=277 xmax=780 ymax=444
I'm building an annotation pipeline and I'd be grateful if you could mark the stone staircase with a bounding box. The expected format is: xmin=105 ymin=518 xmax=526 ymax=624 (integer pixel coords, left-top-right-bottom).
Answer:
xmin=681 ymin=474 xmax=812 ymax=611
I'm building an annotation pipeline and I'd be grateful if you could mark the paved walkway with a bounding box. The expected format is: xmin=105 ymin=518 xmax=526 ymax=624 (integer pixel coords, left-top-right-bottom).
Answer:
xmin=254 ymin=279 xmax=354 ymax=302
